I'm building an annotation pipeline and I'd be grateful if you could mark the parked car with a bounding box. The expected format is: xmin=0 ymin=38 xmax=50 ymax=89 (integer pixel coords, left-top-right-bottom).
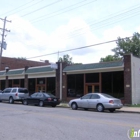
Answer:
xmin=0 ymin=87 xmax=29 ymax=104
xmin=69 ymin=93 xmax=123 ymax=112
xmin=22 ymin=92 xmax=60 ymax=107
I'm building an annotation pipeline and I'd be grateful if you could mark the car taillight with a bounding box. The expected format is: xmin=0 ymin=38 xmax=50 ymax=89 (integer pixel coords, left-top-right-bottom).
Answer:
xmin=47 ymin=98 xmax=52 ymax=101
xmin=109 ymin=100 xmax=114 ymax=104
xmin=15 ymin=93 xmax=18 ymax=96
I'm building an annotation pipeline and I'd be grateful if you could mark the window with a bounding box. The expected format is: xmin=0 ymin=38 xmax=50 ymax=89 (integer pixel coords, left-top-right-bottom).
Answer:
xmin=86 ymin=73 xmax=99 ymax=83
xmin=81 ymin=94 xmax=91 ymax=99
xmin=13 ymin=79 xmax=19 ymax=85
xmin=37 ymin=78 xmax=45 ymax=84
xmin=37 ymin=93 xmax=44 ymax=98
xmin=31 ymin=93 xmax=38 ymax=97
xmin=18 ymin=88 xmax=28 ymax=93
xmin=3 ymin=88 xmax=12 ymax=93
xmin=11 ymin=89 xmax=17 ymax=93
xmin=91 ymin=94 xmax=100 ymax=99
xmin=67 ymin=74 xmax=84 ymax=97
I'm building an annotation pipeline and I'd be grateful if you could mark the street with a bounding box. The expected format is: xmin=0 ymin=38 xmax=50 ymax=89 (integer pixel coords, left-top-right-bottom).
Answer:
xmin=0 ymin=102 xmax=140 ymax=140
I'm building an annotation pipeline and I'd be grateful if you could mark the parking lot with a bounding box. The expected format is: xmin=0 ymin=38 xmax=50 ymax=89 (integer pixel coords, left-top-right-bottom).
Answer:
xmin=0 ymin=102 xmax=140 ymax=140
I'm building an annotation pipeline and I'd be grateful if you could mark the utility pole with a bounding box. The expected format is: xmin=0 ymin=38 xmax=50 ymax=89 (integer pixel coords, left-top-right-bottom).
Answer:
xmin=0 ymin=17 xmax=11 ymax=70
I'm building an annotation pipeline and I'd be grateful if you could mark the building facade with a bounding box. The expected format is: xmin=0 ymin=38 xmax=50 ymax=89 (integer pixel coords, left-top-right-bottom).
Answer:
xmin=0 ymin=54 xmax=140 ymax=104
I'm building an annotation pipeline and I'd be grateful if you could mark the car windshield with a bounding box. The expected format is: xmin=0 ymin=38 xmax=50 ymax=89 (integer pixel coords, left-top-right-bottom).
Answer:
xmin=44 ymin=93 xmax=56 ymax=98
xmin=101 ymin=93 xmax=114 ymax=98
xmin=18 ymin=88 xmax=28 ymax=93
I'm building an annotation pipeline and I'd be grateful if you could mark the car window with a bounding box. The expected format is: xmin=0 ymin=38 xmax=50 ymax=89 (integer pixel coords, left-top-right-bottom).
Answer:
xmin=44 ymin=93 xmax=56 ymax=98
xmin=11 ymin=89 xmax=17 ymax=93
xmin=91 ymin=94 xmax=100 ymax=99
xmin=3 ymin=88 xmax=12 ymax=93
xmin=37 ymin=93 xmax=44 ymax=98
xmin=81 ymin=94 xmax=91 ymax=99
xmin=101 ymin=93 xmax=114 ymax=98
xmin=31 ymin=93 xmax=38 ymax=97
xmin=18 ymin=88 xmax=28 ymax=93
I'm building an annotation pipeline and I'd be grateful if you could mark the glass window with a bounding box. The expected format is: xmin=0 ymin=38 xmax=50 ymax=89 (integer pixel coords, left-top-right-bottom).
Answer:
xmin=101 ymin=93 xmax=114 ymax=98
xmin=37 ymin=78 xmax=45 ymax=84
xmin=31 ymin=93 xmax=38 ymax=97
xmin=47 ymin=77 xmax=55 ymax=95
xmin=13 ymin=79 xmax=19 ymax=85
xmin=18 ymin=88 xmax=28 ymax=93
xmin=81 ymin=94 xmax=91 ymax=99
xmin=44 ymin=93 xmax=56 ymax=98
xmin=91 ymin=94 xmax=100 ymax=99
xmin=11 ymin=89 xmax=17 ymax=93
xmin=3 ymin=88 xmax=11 ymax=93
xmin=37 ymin=93 xmax=44 ymax=98
xmin=67 ymin=74 xmax=84 ymax=97
xmin=86 ymin=73 xmax=99 ymax=83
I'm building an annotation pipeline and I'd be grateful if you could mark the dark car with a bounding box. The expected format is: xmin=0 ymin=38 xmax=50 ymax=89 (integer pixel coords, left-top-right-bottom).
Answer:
xmin=22 ymin=92 xmax=60 ymax=107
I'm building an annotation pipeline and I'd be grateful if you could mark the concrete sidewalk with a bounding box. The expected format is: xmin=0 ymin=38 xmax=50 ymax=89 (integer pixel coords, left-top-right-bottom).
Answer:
xmin=58 ymin=103 xmax=140 ymax=113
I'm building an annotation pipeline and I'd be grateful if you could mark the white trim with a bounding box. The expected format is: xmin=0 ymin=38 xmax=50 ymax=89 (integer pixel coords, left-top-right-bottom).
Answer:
xmin=8 ymin=75 xmax=24 ymax=79
xmin=28 ymin=72 xmax=55 ymax=78
xmin=0 ymin=76 xmax=6 ymax=80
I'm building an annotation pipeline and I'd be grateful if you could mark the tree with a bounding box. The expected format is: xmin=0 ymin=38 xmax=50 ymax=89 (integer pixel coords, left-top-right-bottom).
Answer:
xmin=58 ymin=54 xmax=73 ymax=64
xmin=100 ymin=55 xmax=121 ymax=62
xmin=112 ymin=32 xmax=140 ymax=58
xmin=100 ymin=32 xmax=140 ymax=62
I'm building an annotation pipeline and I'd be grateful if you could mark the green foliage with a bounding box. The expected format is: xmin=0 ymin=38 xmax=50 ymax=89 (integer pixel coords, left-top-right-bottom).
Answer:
xmin=100 ymin=32 xmax=140 ymax=62
xmin=58 ymin=54 xmax=73 ymax=64
xmin=112 ymin=32 xmax=140 ymax=58
xmin=100 ymin=55 xmax=121 ymax=62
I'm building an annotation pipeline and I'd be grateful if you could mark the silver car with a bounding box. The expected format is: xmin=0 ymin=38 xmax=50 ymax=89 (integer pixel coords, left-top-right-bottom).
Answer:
xmin=69 ymin=93 xmax=123 ymax=112
xmin=0 ymin=87 xmax=29 ymax=104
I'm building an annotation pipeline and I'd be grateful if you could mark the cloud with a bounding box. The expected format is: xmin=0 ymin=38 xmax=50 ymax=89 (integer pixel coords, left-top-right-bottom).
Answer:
xmin=2 ymin=15 xmax=134 ymax=64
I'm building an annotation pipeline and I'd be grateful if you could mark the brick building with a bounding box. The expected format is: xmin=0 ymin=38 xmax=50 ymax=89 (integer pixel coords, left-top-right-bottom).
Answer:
xmin=0 ymin=54 xmax=140 ymax=105
xmin=0 ymin=57 xmax=50 ymax=70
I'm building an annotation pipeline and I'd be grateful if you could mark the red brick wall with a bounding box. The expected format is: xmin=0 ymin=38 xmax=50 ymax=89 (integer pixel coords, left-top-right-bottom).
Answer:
xmin=1 ymin=57 xmax=50 ymax=70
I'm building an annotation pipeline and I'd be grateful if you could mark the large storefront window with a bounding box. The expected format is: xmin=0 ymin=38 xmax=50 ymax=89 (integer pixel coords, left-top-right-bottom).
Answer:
xmin=67 ymin=74 xmax=84 ymax=97
xmin=28 ymin=79 xmax=35 ymax=94
xmin=0 ymin=80 xmax=5 ymax=90
xmin=101 ymin=71 xmax=124 ymax=98
xmin=47 ymin=77 xmax=55 ymax=95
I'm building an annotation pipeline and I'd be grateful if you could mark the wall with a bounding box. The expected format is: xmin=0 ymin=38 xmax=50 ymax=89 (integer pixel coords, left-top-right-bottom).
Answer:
xmin=1 ymin=57 xmax=50 ymax=70
xmin=131 ymin=55 xmax=140 ymax=104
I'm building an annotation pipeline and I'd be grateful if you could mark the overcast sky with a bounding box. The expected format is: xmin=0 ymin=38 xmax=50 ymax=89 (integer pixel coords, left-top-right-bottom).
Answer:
xmin=0 ymin=0 xmax=140 ymax=64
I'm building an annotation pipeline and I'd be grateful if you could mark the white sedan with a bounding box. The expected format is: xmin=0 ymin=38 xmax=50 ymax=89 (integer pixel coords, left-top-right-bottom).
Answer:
xmin=69 ymin=93 xmax=123 ymax=112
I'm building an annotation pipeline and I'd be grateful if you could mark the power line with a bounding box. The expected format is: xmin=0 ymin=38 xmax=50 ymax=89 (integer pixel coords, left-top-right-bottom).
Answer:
xmin=31 ymin=0 xmax=97 ymax=23
xmin=20 ymin=0 xmax=63 ymax=18
xmin=0 ymin=0 xmax=36 ymax=16
xmin=26 ymin=36 xmax=132 ymax=60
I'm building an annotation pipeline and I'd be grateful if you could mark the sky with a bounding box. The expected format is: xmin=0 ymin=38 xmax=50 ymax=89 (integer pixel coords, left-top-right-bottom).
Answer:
xmin=1 ymin=0 xmax=140 ymax=64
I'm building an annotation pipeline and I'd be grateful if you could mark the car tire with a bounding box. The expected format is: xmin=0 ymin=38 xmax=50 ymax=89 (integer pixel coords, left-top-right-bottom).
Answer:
xmin=71 ymin=102 xmax=78 ymax=110
xmin=96 ymin=104 xmax=104 ymax=112
xmin=39 ymin=101 xmax=44 ymax=107
xmin=109 ymin=109 xmax=115 ymax=112
xmin=84 ymin=108 xmax=88 ymax=111
xmin=9 ymin=97 xmax=14 ymax=104
xmin=52 ymin=105 xmax=56 ymax=107
xmin=23 ymin=100 xmax=28 ymax=105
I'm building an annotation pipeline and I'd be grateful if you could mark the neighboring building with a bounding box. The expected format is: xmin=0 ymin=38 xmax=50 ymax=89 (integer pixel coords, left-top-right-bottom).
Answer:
xmin=0 ymin=54 xmax=140 ymax=104
xmin=1 ymin=56 xmax=50 ymax=70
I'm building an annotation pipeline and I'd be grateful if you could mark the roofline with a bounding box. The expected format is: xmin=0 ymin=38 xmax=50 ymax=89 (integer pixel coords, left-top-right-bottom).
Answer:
xmin=28 ymin=65 xmax=51 ymax=69
xmin=64 ymin=65 xmax=124 ymax=74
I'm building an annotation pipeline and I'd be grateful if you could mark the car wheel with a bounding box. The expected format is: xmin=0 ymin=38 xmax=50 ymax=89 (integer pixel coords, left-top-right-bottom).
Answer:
xmin=39 ymin=101 xmax=44 ymax=107
xmin=52 ymin=105 xmax=56 ymax=107
xmin=23 ymin=100 xmax=28 ymax=105
xmin=71 ymin=102 xmax=78 ymax=110
xmin=109 ymin=109 xmax=115 ymax=112
xmin=96 ymin=104 xmax=104 ymax=112
xmin=9 ymin=97 xmax=14 ymax=104
xmin=84 ymin=108 xmax=88 ymax=111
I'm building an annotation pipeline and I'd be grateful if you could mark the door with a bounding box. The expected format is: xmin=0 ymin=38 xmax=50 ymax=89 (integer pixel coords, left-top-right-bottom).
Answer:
xmin=88 ymin=94 xmax=100 ymax=108
xmin=79 ymin=94 xmax=91 ymax=108
xmin=36 ymin=86 xmax=45 ymax=92
xmin=86 ymin=85 xmax=95 ymax=94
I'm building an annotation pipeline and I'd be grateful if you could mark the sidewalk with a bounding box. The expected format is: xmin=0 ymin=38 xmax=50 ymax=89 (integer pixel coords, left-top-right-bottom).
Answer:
xmin=58 ymin=103 xmax=140 ymax=113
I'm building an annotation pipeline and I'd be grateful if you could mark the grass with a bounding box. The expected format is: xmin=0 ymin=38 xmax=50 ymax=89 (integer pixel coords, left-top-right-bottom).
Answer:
xmin=129 ymin=104 xmax=140 ymax=107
